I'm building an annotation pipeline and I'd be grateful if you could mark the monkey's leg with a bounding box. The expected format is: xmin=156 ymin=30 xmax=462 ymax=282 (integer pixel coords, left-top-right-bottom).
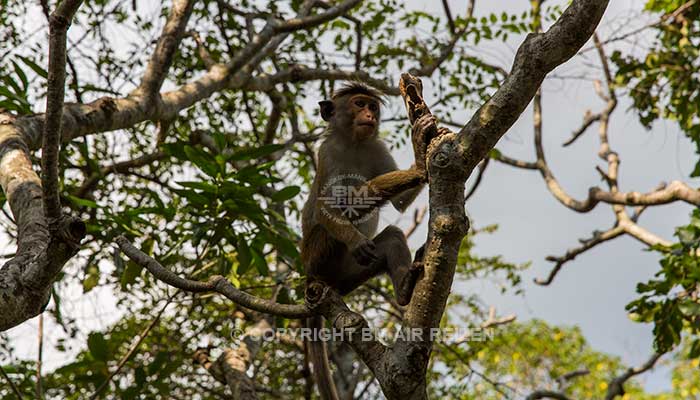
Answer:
xmin=333 ymin=227 xmax=422 ymax=304
xmin=334 ymin=251 xmax=384 ymax=296
xmin=371 ymin=226 xmax=423 ymax=306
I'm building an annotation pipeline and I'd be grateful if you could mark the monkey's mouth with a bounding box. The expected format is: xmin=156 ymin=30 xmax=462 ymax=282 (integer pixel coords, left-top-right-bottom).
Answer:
xmin=357 ymin=122 xmax=376 ymax=128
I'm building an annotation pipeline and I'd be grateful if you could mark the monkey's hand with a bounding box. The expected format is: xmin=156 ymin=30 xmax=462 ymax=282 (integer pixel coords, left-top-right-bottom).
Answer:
xmin=351 ymin=238 xmax=378 ymax=266
xmin=411 ymin=114 xmax=438 ymax=175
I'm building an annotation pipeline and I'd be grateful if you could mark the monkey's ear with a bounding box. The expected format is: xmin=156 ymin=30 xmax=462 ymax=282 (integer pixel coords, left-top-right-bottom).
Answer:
xmin=319 ymin=100 xmax=334 ymax=121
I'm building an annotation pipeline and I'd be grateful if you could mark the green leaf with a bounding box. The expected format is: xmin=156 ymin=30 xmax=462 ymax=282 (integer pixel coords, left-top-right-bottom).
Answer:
xmin=236 ymin=236 xmax=252 ymax=274
xmin=67 ymin=194 xmax=99 ymax=208
xmin=251 ymin=247 xmax=269 ymax=276
xmin=87 ymin=332 xmax=109 ymax=362
xmin=229 ymin=144 xmax=284 ymax=161
xmin=184 ymin=145 xmax=219 ymax=178
xmin=148 ymin=351 xmax=168 ymax=375
xmin=83 ymin=265 xmax=100 ymax=293
xmin=689 ymin=339 xmax=700 ymax=358
xmin=270 ymin=186 xmax=300 ymax=202
xmin=678 ymin=299 xmax=700 ymax=317
xmin=18 ymin=56 xmax=48 ymax=79
xmin=134 ymin=366 xmax=146 ymax=386
xmin=176 ymin=181 xmax=218 ymax=193
xmin=120 ymin=262 xmax=143 ymax=290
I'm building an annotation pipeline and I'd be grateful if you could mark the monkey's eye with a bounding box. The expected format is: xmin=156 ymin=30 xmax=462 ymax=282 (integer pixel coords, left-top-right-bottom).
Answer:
xmin=369 ymin=103 xmax=378 ymax=112
xmin=354 ymin=100 xmax=366 ymax=108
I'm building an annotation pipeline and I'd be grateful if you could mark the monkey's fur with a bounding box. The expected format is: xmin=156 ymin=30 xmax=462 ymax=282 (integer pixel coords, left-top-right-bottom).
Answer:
xmin=300 ymin=82 xmax=434 ymax=400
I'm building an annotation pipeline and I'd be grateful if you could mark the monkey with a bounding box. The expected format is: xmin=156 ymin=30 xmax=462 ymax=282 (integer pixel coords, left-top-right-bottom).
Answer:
xmin=300 ymin=82 xmax=435 ymax=400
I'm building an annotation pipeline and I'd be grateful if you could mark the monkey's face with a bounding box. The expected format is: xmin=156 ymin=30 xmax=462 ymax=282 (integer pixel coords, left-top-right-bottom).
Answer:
xmin=349 ymin=94 xmax=380 ymax=141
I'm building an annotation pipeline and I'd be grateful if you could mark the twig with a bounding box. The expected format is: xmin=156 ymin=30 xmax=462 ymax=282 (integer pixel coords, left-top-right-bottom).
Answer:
xmin=314 ymin=1 xmax=364 ymax=70
xmin=188 ymin=30 xmax=216 ymax=69
xmin=403 ymin=206 xmax=427 ymax=238
xmin=535 ymin=225 xmax=625 ymax=285
xmin=562 ymin=110 xmax=601 ymax=146
xmin=273 ymin=0 xmax=361 ymax=33
xmin=89 ymin=298 xmax=173 ymax=399
xmin=480 ymin=306 xmax=516 ymax=329
xmin=439 ymin=343 xmax=515 ymax=397
xmin=0 ymin=366 xmax=23 ymax=399
xmin=36 ymin=313 xmax=44 ymax=399
xmin=441 ymin=0 xmax=456 ymax=34
xmin=464 ymin=157 xmax=489 ymax=201
xmin=556 ymin=369 xmax=590 ymax=388
xmin=263 ymin=89 xmax=287 ymax=145
xmin=409 ymin=0 xmax=477 ymax=77
xmin=75 ymin=152 xmax=167 ymax=199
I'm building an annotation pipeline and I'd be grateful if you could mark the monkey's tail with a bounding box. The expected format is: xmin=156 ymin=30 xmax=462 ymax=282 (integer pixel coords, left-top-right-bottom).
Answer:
xmin=307 ymin=315 xmax=340 ymax=400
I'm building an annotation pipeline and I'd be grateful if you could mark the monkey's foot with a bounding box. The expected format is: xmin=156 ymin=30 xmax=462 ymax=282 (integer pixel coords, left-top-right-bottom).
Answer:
xmin=395 ymin=262 xmax=423 ymax=306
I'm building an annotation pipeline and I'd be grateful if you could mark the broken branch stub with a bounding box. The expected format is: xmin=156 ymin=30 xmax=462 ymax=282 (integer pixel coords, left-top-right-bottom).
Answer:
xmin=399 ymin=73 xmax=444 ymax=146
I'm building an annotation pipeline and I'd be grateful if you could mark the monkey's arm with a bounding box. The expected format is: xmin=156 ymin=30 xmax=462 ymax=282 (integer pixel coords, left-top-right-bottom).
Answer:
xmin=374 ymin=112 xmax=436 ymax=212
xmin=317 ymin=198 xmax=367 ymax=246
xmin=313 ymin=143 xmax=371 ymax=250
xmin=316 ymin=198 xmax=378 ymax=265
xmin=372 ymin=143 xmax=425 ymax=213
xmin=390 ymin=169 xmax=424 ymax=212
xmin=364 ymin=168 xmax=425 ymax=213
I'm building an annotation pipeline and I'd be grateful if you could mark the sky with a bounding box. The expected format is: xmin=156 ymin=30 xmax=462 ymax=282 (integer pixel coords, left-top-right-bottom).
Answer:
xmin=5 ymin=0 xmax=699 ymax=395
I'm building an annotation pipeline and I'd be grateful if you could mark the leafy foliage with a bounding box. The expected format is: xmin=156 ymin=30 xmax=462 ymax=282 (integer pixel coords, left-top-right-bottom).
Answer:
xmin=612 ymin=1 xmax=700 ymax=175
xmin=627 ymin=209 xmax=700 ymax=355
xmin=613 ymin=0 xmax=700 ymax=365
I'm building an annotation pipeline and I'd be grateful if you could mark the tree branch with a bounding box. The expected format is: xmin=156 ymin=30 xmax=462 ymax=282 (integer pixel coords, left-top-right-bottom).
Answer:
xmin=258 ymin=65 xmax=400 ymax=95
xmin=42 ymin=0 xmax=84 ymax=222
xmin=605 ymin=353 xmax=663 ymax=400
xmin=561 ymin=110 xmax=601 ymax=146
xmin=194 ymin=319 xmax=271 ymax=399
xmin=533 ymin=35 xmax=675 ymax=285
xmin=535 ymin=224 xmax=625 ymax=285
xmin=0 ymin=112 xmax=85 ymax=331
xmin=525 ymin=390 xmax=572 ymax=400
xmin=304 ymin=281 xmax=388 ymax=375
xmin=13 ymin=2 xmax=373 ymax=152
xmin=115 ymin=236 xmax=311 ymax=318
xmin=137 ymin=0 xmax=196 ymax=102
xmin=273 ymin=0 xmax=361 ymax=32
